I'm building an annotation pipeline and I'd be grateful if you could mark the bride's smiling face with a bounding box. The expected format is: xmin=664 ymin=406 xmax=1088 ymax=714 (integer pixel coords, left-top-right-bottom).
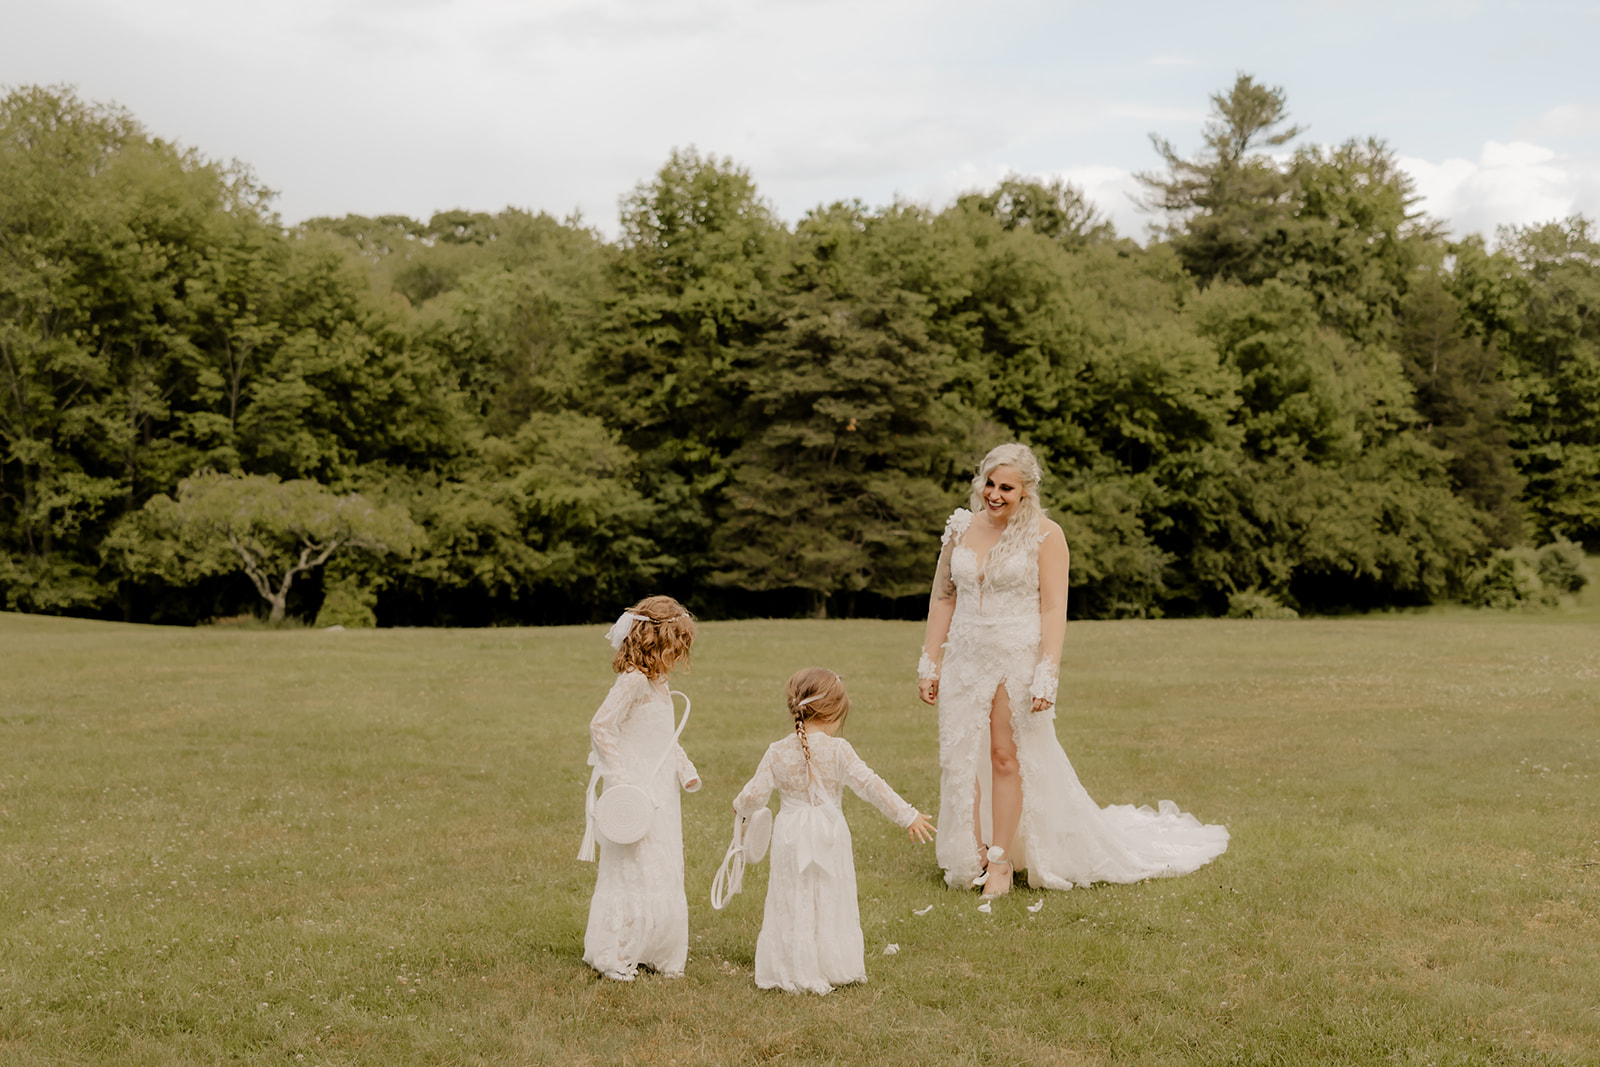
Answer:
xmin=981 ymin=465 xmax=1026 ymax=522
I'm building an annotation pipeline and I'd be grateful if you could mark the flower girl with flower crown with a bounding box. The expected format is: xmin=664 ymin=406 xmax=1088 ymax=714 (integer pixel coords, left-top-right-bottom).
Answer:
xmin=732 ymin=668 xmax=935 ymax=994
xmin=578 ymin=596 xmax=701 ymax=981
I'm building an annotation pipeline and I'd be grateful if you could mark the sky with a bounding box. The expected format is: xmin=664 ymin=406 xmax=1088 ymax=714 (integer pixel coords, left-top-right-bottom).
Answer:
xmin=3 ymin=0 xmax=1597 ymax=242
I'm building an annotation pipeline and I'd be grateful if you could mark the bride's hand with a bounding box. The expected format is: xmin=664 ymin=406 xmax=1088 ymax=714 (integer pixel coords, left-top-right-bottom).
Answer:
xmin=1030 ymin=696 xmax=1052 ymax=713
xmin=918 ymin=678 xmax=939 ymax=705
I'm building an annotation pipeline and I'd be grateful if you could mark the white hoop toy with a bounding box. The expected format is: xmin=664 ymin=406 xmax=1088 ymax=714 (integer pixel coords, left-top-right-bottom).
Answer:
xmin=710 ymin=806 xmax=773 ymax=910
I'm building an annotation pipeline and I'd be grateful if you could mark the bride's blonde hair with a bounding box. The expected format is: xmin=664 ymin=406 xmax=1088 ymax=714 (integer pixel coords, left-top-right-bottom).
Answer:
xmin=967 ymin=443 xmax=1046 ymax=572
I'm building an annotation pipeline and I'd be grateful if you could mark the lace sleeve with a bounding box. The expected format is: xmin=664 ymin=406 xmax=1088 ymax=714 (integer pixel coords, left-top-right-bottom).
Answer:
xmin=588 ymin=671 xmax=647 ymax=779
xmin=674 ymin=744 xmax=701 ymax=792
xmin=838 ymin=741 xmax=918 ymax=828
xmin=732 ymin=745 xmax=776 ymax=816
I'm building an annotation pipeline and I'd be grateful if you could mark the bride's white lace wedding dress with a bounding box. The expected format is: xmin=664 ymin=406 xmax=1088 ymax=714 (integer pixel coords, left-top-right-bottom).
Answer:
xmin=933 ymin=508 xmax=1229 ymax=890
xmin=734 ymin=732 xmax=920 ymax=993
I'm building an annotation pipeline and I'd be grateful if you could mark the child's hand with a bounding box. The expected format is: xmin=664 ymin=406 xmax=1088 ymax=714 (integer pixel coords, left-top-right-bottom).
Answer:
xmin=906 ymin=812 xmax=936 ymax=844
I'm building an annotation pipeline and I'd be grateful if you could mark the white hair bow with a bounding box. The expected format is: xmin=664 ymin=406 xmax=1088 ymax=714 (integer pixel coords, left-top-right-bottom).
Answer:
xmin=604 ymin=611 xmax=651 ymax=649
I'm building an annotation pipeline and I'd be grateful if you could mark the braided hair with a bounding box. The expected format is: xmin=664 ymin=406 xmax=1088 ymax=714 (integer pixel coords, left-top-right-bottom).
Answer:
xmin=785 ymin=667 xmax=850 ymax=781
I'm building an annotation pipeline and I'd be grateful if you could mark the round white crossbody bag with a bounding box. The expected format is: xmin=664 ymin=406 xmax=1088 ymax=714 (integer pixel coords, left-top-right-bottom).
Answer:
xmin=585 ymin=690 xmax=691 ymax=850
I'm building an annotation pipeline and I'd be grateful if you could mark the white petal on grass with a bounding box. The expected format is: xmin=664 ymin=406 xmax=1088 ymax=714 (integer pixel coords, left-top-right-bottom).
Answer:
xmin=882 ymin=943 xmax=900 ymax=956
xmin=913 ymin=905 xmax=934 ymax=916
xmin=977 ymin=901 xmax=992 ymax=914
xmin=1028 ymin=899 xmax=1044 ymax=913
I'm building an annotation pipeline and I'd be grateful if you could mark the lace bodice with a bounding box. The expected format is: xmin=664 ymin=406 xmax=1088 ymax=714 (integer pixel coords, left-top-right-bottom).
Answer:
xmin=588 ymin=671 xmax=697 ymax=789
xmin=942 ymin=507 xmax=1042 ymax=620
xmin=734 ymin=734 xmax=917 ymax=827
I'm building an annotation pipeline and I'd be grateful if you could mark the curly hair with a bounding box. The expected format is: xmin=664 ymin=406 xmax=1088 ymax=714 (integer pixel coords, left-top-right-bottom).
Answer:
xmin=611 ymin=595 xmax=696 ymax=679
xmin=786 ymin=667 xmax=850 ymax=772
xmin=967 ymin=442 xmax=1047 ymax=573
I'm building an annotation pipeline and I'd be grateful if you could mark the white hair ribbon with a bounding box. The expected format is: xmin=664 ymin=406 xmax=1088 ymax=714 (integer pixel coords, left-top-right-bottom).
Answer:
xmin=604 ymin=611 xmax=651 ymax=650
xmin=794 ymin=671 xmax=841 ymax=709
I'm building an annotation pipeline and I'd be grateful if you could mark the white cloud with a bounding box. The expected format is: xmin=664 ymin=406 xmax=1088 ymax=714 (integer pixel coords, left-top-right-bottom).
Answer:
xmin=901 ymin=161 xmax=1011 ymax=210
xmin=7 ymin=0 xmax=1595 ymax=246
xmin=1519 ymin=103 xmax=1600 ymax=141
xmin=1107 ymin=104 xmax=1210 ymax=124
xmin=1401 ymin=140 xmax=1600 ymax=239
xmin=1058 ymin=166 xmax=1148 ymax=239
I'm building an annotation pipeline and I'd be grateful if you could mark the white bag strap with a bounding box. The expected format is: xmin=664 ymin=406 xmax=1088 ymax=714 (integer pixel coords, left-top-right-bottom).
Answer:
xmin=578 ymin=689 xmax=691 ymax=862
xmin=577 ymin=756 xmax=602 ymax=862
xmin=651 ymin=690 xmax=692 ymax=780
xmin=710 ymin=813 xmax=747 ymax=910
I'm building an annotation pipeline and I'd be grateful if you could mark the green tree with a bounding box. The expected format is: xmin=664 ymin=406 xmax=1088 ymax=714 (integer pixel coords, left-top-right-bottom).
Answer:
xmin=600 ymin=147 xmax=786 ymax=444
xmin=1496 ymin=216 xmax=1600 ymax=543
xmin=957 ymin=175 xmax=1115 ymax=249
xmin=388 ymin=411 xmax=668 ymax=624
xmin=1276 ymin=138 xmax=1438 ymax=348
xmin=1194 ymin=280 xmax=1359 ymax=464
xmin=1396 ymin=274 xmax=1522 ymax=544
xmin=1138 ymin=73 xmax=1304 ymax=285
xmin=711 ymin=202 xmax=972 ymax=616
xmin=0 ymin=86 xmax=274 ymax=612
xmin=227 ymin=232 xmax=469 ymax=482
xmin=107 ymin=471 xmax=420 ymax=623
xmin=585 ymin=149 xmax=790 ymax=605
xmin=935 ymin=197 xmax=1242 ymax=615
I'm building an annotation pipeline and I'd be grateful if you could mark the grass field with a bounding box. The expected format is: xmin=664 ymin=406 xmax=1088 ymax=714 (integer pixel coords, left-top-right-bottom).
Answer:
xmin=2 ymin=596 xmax=1598 ymax=1066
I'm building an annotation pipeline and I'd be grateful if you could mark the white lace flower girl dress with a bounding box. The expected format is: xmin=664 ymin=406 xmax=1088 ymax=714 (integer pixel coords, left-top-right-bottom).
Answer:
xmin=733 ymin=733 xmax=918 ymax=994
xmin=582 ymin=670 xmax=700 ymax=980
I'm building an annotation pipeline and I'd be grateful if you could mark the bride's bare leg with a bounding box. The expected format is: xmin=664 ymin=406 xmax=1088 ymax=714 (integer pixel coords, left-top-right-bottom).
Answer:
xmin=972 ymin=776 xmax=984 ymax=846
xmin=988 ymin=684 xmax=1022 ymax=859
xmin=972 ymin=776 xmax=988 ymax=875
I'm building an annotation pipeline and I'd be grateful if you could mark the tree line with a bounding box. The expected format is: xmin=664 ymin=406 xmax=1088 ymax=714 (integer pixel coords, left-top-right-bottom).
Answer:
xmin=2 ymin=77 xmax=1595 ymax=626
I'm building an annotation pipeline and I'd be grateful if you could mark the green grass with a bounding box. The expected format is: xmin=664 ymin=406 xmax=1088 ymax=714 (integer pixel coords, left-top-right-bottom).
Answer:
xmin=2 ymin=598 xmax=1598 ymax=1065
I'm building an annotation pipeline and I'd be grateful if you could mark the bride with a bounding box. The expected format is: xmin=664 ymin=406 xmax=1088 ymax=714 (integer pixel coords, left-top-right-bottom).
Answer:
xmin=918 ymin=443 xmax=1229 ymax=897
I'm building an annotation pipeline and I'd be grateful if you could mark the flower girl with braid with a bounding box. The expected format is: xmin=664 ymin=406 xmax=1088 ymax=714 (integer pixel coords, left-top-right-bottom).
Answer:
xmin=732 ymin=668 xmax=935 ymax=994
xmin=580 ymin=595 xmax=701 ymax=981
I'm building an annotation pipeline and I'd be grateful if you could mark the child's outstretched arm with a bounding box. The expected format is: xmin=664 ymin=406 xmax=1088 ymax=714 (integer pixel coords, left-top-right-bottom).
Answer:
xmin=839 ymin=740 xmax=935 ymax=843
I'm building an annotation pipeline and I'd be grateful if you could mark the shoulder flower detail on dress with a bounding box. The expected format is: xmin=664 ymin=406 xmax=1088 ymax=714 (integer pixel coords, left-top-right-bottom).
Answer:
xmin=941 ymin=508 xmax=973 ymax=548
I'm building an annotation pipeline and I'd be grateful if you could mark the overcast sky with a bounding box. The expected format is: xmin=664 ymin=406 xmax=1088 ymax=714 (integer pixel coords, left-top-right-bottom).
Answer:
xmin=4 ymin=0 xmax=1597 ymax=242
